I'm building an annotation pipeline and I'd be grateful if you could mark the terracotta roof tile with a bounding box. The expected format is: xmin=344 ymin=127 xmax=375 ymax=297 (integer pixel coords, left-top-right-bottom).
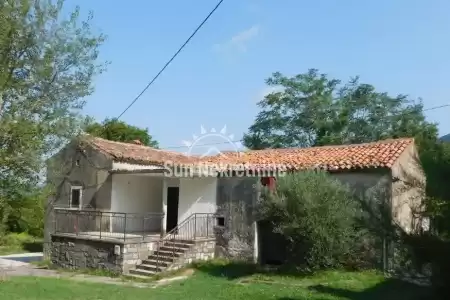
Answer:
xmin=83 ymin=136 xmax=414 ymax=172
xmin=84 ymin=136 xmax=199 ymax=166
xmin=200 ymin=138 xmax=414 ymax=171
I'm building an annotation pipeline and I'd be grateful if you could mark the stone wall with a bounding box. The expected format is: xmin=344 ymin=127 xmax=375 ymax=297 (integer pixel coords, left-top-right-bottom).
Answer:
xmin=45 ymin=140 xmax=113 ymax=259
xmin=166 ymin=239 xmax=216 ymax=271
xmin=122 ymin=241 xmax=157 ymax=273
xmin=50 ymin=234 xmax=156 ymax=274
xmin=215 ymin=177 xmax=258 ymax=261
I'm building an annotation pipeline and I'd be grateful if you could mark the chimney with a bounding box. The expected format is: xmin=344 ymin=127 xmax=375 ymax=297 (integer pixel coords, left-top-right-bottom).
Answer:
xmin=132 ymin=139 xmax=142 ymax=145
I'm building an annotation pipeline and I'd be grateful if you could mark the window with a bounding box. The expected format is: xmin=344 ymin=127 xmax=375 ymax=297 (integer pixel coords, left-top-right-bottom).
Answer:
xmin=217 ymin=216 xmax=225 ymax=227
xmin=260 ymin=177 xmax=276 ymax=191
xmin=70 ymin=186 xmax=82 ymax=209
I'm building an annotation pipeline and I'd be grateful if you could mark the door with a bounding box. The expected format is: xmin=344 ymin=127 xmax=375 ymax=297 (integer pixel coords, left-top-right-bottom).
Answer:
xmin=258 ymin=220 xmax=288 ymax=265
xmin=166 ymin=187 xmax=179 ymax=233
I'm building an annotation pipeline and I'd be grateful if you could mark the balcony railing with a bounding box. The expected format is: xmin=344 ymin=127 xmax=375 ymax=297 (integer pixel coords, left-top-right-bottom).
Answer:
xmin=54 ymin=209 xmax=164 ymax=241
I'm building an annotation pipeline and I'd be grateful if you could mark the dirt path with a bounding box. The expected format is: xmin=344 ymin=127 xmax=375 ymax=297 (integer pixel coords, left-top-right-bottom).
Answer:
xmin=0 ymin=258 xmax=189 ymax=288
xmin=0 ymin=259 xmax=152 ymax=288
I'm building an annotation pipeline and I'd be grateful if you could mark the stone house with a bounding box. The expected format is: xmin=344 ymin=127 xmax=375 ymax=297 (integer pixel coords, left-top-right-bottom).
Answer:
xmin=45 ymin=135 xmax=424 ymax=276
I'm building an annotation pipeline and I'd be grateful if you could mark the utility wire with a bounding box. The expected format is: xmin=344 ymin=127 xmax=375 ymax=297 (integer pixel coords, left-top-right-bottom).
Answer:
xmin=115 ymin=0 xmax=225 ymax=120
xmin=422 ymin=104 xmax=450 ymax=111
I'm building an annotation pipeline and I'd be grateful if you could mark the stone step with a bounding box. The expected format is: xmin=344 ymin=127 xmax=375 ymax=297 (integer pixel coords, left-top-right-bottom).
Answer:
xmin=168 ymin=239 xmax=195 ymax=245
xmin=129 ymin=268 xmax=157 ymax=277
xmin=153 ymin=250 xmax=183 ymax=258
xmin=147 ymin=254 xmax=175 ymax=263
xmin=136 ymin=263 xmax=166 ymax=273
xmin=141 ymin=259 xmax=171 ymax=267
xmin=158 ymin=246 xmax=187 ymax=253
xmin=163 ymin=241 xmax=192 ymax=249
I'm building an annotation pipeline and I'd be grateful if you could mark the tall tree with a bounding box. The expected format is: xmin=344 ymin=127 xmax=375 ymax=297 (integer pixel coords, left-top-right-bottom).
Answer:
xmin=85 ymin=118 xmax=159 ymax=147
xmin=244 ymin=69 xmax=438 ymax=150
xmin=0 ymin=0 xmax=107 ymax=231
xmin=244 ymin=69 xmax=450 ymax=235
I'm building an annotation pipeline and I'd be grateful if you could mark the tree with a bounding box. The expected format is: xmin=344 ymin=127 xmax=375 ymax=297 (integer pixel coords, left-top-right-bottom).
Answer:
xmin=85 ymin=118 xmax=159 ymax=147
xmin=0 ymin=0 xmax=107 ymax=232
xmin=244 ymin=69 xmax=438 ymax=149
xmin=246 ymin=69 xmax=450 ymax=279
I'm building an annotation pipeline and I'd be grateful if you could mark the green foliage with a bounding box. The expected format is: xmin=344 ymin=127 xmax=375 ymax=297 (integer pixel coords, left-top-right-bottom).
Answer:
xmin=0 ymin=232 xmax=42 ymax=255
xmin=85 ymin=118 xmax=159 ymax=147
xmin=0 ymin=0 xmax=106 ymax=232
xmin=258 ymin=171 xmax=362 ymax=269
xmin=420 ymin=142 xmax=450 ymax=235
xmin=244 ymin=69 xmax=438 ymax=149
xmin=0 ymin=269 xmax=431 ymax=300
xmin=6 ymin=186 xmax=50 ymax=237
xmin=244 ymin=69 xmax=450 ymax=274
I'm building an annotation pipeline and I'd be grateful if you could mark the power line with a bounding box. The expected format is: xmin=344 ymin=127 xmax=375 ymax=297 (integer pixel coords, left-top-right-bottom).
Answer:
xmin=115 ymin=0 xmax=225 ymax=120
xmin=160 ymin=103 xmax=450 ymax=150
xmin=422 ymin=104 xmax=450 ymax=112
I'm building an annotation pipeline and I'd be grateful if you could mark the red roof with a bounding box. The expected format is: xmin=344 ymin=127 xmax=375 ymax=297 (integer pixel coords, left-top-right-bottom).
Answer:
xmin=85 ymin=136 xmax=198 ymax=166
xmin=84 ymin=136 xmax=414 ymax=171
xmin=202 ymin=138 xmax=414 ymax=171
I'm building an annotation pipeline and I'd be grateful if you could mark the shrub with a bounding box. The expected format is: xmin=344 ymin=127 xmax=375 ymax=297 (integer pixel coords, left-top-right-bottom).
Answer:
xmin=258 ymin=171 xmax=363 ymax=269
xmin=5 ymin=187 xmax=47 ymax=237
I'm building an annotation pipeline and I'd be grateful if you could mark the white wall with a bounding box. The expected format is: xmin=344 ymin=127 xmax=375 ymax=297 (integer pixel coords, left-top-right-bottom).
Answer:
xmin=178 ymin=177 xmax=217 ymax=222
xmin=111 ymin=174 xmax=163 ymax=232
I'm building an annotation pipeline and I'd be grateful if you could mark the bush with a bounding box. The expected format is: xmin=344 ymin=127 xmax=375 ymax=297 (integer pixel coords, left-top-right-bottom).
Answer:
xmin=258 ymin=171 xmax=363 ymax=269
xmin=5 ymin=187 xmax=47 ymax=237
xmin=0 ymin=232 xmax=43 ymax=255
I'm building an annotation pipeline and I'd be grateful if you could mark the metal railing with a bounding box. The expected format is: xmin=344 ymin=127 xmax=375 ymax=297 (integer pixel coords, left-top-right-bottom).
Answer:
xmin=54 ymin=209 xmax=164 ymax=241
xmin=154 ymin=213 xmax=217 ymax=270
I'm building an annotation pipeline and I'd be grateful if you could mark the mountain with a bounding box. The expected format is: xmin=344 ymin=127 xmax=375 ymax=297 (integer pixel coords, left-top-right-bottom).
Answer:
xmin=440 ymin=134 xmax=450 ymax=142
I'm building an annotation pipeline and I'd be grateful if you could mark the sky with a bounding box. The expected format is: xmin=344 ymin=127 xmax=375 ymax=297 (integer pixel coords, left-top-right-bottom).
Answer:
xmin=64 ymin=0 xmax=450 ymax=154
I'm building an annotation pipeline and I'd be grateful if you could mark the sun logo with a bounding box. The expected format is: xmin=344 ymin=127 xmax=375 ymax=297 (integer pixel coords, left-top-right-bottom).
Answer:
xmin=182 ymin=125 xmax=243 ymax=157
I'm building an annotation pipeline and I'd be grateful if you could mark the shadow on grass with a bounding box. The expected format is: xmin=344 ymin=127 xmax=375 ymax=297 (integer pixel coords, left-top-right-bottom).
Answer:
xmin=309 ymin=279 xmax=432 ymax=300
xmin=192 ymin=260 xmax=310 ymax=280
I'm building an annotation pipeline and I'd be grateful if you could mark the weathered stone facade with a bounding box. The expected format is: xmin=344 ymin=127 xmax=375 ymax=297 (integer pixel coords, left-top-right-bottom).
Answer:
xmin=45 ymin=140 xmax=113 ymax=258
xmin=50 ymin=234 xmax=157 ymax=274
xmin=215 ymin=177 xmax=258 ymax=261
xmin=166 ymin=239 xmax=216 ymax=271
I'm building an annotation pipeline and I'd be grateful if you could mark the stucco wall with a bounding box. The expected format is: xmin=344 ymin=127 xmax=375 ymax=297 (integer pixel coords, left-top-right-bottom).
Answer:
xmin=332 ymin=170 xmax=392 ymax=203
xmin=391 ymin=144 xmax=425 ymax=233
xmin=111 ymin=174 xmax=163 ymax=213
xmin=178 ymin=177 xmax=217 ymax=221
xmin=111 ymin=174 xmax=163 ymax=232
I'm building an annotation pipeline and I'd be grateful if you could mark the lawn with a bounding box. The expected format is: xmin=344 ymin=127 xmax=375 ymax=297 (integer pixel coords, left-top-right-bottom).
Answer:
xmin=0 ymin=262 xmax=432 ymax=300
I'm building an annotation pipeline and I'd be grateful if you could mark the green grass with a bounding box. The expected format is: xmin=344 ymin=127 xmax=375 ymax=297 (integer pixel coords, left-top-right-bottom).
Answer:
xmin=0 ymin=233 xmax=43 ymax=255
xmin=0 ymin=261 xmax=433 ymax=299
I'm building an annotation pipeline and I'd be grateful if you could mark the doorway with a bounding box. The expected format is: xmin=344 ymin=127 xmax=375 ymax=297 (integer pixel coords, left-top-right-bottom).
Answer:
xmin=166 ymin=187 xmax=179 ymax=233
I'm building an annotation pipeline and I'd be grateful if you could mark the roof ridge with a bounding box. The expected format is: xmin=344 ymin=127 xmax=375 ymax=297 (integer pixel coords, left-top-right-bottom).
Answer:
xmin=79 ymin=135 xmax=414 ymax=171
xmin=85 ymin=135 xmax=190 ymax=157
xmin=241 ymin=137 xmax=414 ymax=154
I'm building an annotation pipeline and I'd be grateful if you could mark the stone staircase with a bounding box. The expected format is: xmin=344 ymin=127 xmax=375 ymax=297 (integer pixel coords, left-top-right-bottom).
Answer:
xmin=129 ymin=239 xmax=195 ymax=277
xmin=128 ymin=213 xmax=217 ymax=277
